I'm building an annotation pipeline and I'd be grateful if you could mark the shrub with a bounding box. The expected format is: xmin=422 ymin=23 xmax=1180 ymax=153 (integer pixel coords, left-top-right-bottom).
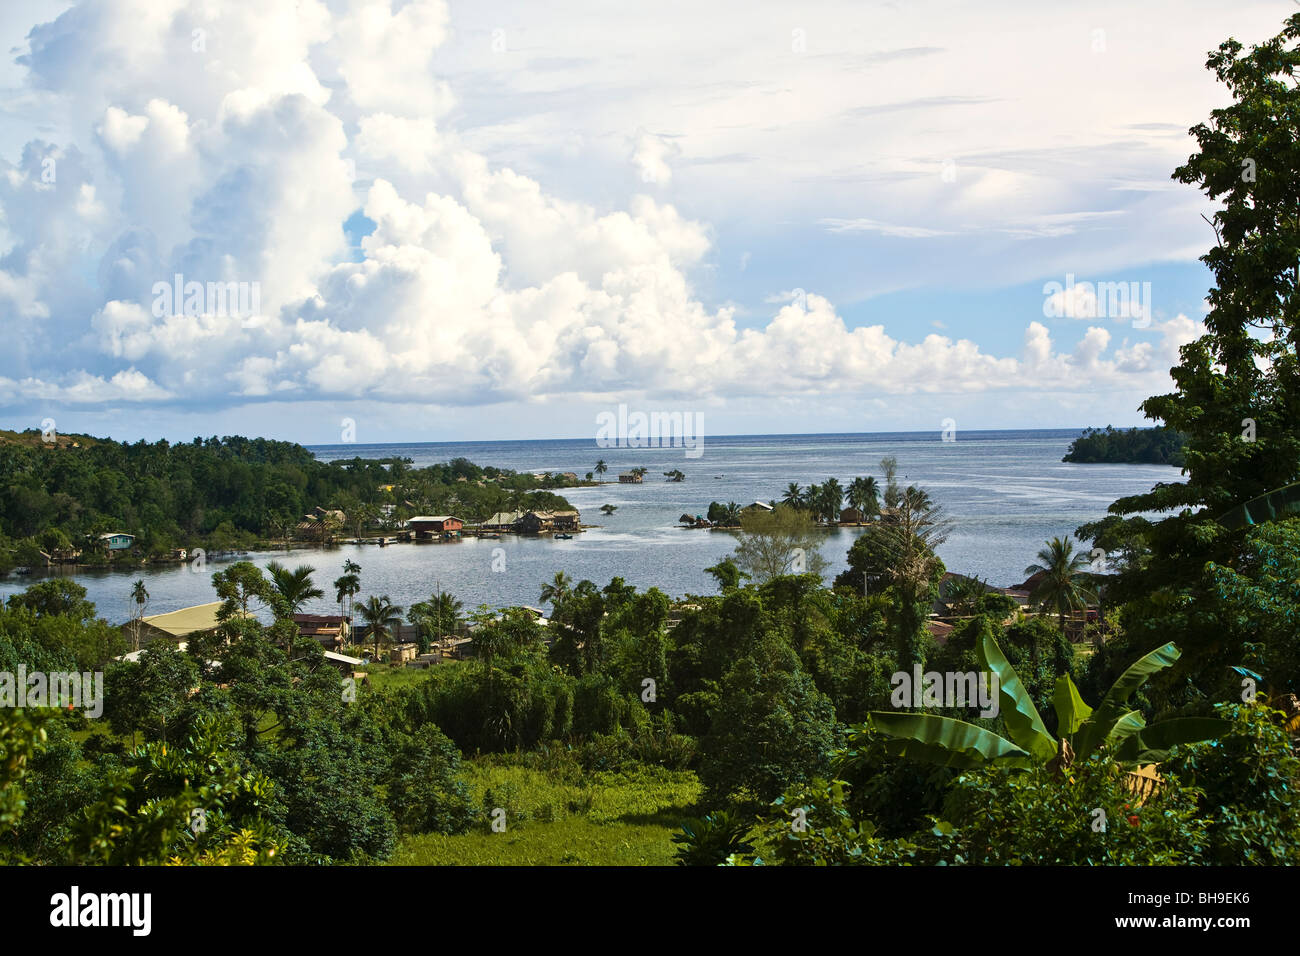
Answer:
xmin=1161 ymin=700 xmax=1300 ymax=864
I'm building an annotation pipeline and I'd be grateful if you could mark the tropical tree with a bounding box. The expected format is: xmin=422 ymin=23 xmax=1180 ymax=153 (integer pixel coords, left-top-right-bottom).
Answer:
xmin=722 ymin=501 xmax=742 ymax=527
xmin=1091 ymin=15 xmax=1300 ymax=691
xmin=847 ymin=476 xmax=880 ymax=517
xmin=409 ymin=591 xmax=463 ymax=652
xmin=946 ymin=575 xmax=990 ymax=617
xmin=600 ymin=503 xmax=617 ymax=516
xmin=265 ymin=562 xmax=324 ymax=659
xmin=211 ymin=562 xmax=272 ymax=621
xmin=333 ymin=559 xmax=362 ymax=621
xmin=731 ymin=507 xmax=828 ymax=584
xmin=1024 ymin=537 xmax=1097 ymax=637
xmin=539 ymin=571 xmax=573 ymax=613
xmin=595 ymin=459 xmax=608 ymax=481
xmin=804 ymin=484 xmax=822 ymax=520
xmin=880 ymin=456 xmax=902 ymax=509
xmin=821 ymin=478 xmax=844 ymax=523
xmin=129 ymin=579 xmax=149 ymax=652
xmin=850 ymin=628 xmax=1229 ymax=772
xmin=266 ymin=562 xmax=323 ymax=617
xmin=782 ymin=482 xmax=803 ymax=507
xmin=843 ymin=484 xmax=951 ymax=670
xmin=704 ymin=556 xmax=751 ymax=592
xmin=357 ymin=595 xmax=403 ymax=661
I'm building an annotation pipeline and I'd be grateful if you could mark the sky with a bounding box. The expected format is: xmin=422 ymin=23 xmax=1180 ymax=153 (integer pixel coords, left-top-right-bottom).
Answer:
xmin=0 ymin=0 xmax=1289 ymax=445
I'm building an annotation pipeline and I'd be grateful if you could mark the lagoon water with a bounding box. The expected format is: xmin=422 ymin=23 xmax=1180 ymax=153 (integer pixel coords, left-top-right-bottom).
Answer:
xmin=0 ymin=430 xmax=1179 ymax=624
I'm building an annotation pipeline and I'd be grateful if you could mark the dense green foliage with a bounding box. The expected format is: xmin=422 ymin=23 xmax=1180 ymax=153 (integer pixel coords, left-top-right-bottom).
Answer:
xmin=1062 ymin=425 xmax=1187 ymax=465
xmin=0 ymin=433 xmax=573 ymax=568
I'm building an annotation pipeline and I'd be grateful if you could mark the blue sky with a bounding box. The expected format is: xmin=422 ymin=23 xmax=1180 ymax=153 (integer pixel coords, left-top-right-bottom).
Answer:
xmin=0 ymin=0 xmax=1286 ymax=444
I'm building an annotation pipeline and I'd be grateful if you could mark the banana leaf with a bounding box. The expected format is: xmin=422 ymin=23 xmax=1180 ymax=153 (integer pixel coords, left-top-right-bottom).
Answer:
xmin=1099 ymin=642 xmax=1182 ymax=710
xmin=979 ymin=631 xmax=1056 ymax=761
xmin=1103 ymin=709 xmax=1146 ymax=749
xmin=867 ymin=712 xmax=1035 ymax=769
xmin=1218 ymin=481 xmax=1300 ymax=531
xmin=1113 ymin=717 xmax=1232 ymax=763
xmin=1053 ymin=673 xmax=1093 ymax=738
xmin=1075 ymin=642 xmax=1182 ymax=760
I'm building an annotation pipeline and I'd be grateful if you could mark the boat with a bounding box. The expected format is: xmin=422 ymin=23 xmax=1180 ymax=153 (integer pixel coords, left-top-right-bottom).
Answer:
xmin=713 ymin=475 xmax=723 ymax=479
xmin=480 ymin=533 xmax=501 ymax=540
xmin=554 ymin=533 xmax=573 ymax=540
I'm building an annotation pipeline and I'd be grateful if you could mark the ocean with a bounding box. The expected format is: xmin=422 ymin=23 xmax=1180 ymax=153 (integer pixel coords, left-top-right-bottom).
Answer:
xmin=0 ymin=430 xmax=1178 ymax=624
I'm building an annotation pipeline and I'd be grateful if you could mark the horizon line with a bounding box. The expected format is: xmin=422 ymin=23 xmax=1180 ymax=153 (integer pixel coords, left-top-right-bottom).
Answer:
xmin=304 ymin=424 xmax=1122 ymax=449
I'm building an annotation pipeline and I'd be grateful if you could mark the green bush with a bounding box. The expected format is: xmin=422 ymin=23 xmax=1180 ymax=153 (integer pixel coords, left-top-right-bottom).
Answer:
xmin=1161 ymin=701 xmax=1300 ymax=864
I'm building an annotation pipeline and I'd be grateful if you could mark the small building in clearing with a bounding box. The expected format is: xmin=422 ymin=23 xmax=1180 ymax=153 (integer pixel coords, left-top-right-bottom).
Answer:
xmin=618 ymin=472 xmax=642 ymax=483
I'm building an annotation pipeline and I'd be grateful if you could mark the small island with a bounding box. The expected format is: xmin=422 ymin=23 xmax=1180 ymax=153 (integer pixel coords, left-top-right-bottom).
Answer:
xmin=1062 ymin=425 xmax=1186 ymax=466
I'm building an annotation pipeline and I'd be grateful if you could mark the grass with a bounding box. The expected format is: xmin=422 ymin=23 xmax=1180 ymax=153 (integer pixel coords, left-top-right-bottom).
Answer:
xmin=389 ymin=759 xmax=702 ymax=866
xmin=360 ymin=664 xmax=442 ymax=692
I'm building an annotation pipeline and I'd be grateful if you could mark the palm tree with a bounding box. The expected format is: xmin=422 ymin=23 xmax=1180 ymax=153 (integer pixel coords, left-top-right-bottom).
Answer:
xmin=267 ymin=562 xmax=324 ymax=659
xmin=822 ymin=478 xmax=844 ymax=522
xmin=804 ymin=484 xmax=822 ymax=520
xmin=847 ymin=476 xmax=880 ymax=517
xmin=1024 ymin=537 xmax=1097 ymax=638
xmin=723 ymin=501 xmax=743 ymax=527
xmin=539 ymin=571 xmax=573 ymax=612
xmin=129 ymin=579 xmax=149 ymax=651
xmin=357 ymin=595 xmax=404 ymax=662
xmin=782 ymin=482 xmax=803 ymax=507
xmin=595 ymin=459 xmax=608 ymax=482
xmin=600 ymin=503 xmax=617 ymax=516
xmin=410 ymin=590 xmax=463 ymax=648
xmin=267 ymin=562 xmax=324 ymax=617
xmin=333 ymin=560 xmax=362 ymax=620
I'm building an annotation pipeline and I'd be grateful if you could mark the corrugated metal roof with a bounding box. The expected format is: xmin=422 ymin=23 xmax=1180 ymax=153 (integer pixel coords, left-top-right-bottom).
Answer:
xmin=140 ymin=602 xmax=224 ymax=637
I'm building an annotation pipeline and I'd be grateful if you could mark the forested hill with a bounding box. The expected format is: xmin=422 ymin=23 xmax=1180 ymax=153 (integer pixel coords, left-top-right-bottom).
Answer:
xmin=0 ymin=429 xmax=573 ymax=567
xmin=1061 ymin=426 xmax=1186 ymax=466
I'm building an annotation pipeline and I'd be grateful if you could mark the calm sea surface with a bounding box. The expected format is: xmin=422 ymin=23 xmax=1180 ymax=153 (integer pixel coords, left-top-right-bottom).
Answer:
xmin=1 ymin=431 xmax=1179 ymax=624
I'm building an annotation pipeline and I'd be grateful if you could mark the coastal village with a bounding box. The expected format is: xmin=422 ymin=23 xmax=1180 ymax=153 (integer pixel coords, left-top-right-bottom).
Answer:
xmin=15 ymin=456 xmax=1111 ymax=679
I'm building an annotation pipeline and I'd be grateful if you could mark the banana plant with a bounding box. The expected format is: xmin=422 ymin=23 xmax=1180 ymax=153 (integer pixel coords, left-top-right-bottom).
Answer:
xmin=844 ymin=627 xmax=1229 ymax=772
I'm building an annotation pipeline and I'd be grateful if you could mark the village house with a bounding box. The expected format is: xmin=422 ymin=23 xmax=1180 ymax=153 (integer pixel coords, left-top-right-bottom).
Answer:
xmin=618 ymin=471 xmax=643 ymax=483
xmin=296 ymin=507 xmax=345 ymax=542
xmin=839 ymin=506 xmax=865 ymax=524
xmin=127 ymin=602 xmax=226 ymax=648
xmin=481 ymin=510 xmax=525 ymax=531
xmin=518 ymin=510 xmax=581 ymax=534
xmin=97 ymin=532 xmax=135 ymax=552
xmin=407 ymin=515 xmax=464 ymax=539
xmin=293 ymin=613 xmax=351 ymax=650
xmin=322 ymin=650 xmax=366 ymax=677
